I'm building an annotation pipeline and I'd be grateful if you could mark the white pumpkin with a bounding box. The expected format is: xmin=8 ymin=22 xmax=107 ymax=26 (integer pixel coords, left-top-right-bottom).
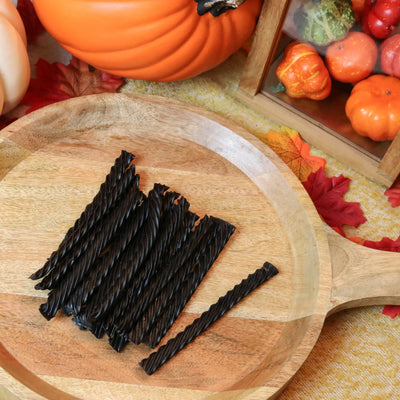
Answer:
xmin=0 ymin=0 xmax=30 ymax=115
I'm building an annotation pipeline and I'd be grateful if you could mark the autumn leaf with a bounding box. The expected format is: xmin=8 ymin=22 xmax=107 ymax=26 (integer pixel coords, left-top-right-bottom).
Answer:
xmin=17 ymin=0 xmax=45 ymax=42
xmin=22 ymin=57 xmax=125 ymax=113
xmin=256 ymin=127 xmax=326 ymax=182
xmin=0 ymin=116 xmax=16 ymax=130
xmin=384 ymin=178 xmax=400 ymax=208
xmin=382 ymin=305 xmax=400 ymax=318
xmin=302 ymin=168 xmax=367 ymax=234
xmin=363 ymin=235 xmax=400 ymax=252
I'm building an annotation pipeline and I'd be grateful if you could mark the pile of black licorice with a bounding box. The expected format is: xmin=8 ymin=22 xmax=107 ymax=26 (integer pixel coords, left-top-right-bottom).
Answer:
xmin=31 ymin=150 xmax=236 ymax=352
xmin=31 ymin=150 xmax=279 ymax=374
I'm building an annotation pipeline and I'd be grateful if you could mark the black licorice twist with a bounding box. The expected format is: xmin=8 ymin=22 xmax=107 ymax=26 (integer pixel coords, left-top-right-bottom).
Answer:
xmin=104 ymin=196 xmax=191 ymax=339
xmin=127 ymin=219 xmax=232 ymax=347
xmin=142 ymin=220 xmax=236 ymax=348
xmin=36 ymin=174 xmax=143 ymax=291
xmin=30 ymin=150 xmax=135 ymax=281
xmin=81 ymin=183 xmax=167 ymax=325
xmin=38 ymin=183 xmax=152 ymax=321
xmin=139 ymin=261 xmax=279 ymax=375
xmin=111 ymin=215 xmax=216 ymax=341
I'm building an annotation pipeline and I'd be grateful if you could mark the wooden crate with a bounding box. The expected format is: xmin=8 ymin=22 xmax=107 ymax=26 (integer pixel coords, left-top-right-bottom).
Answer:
xmin=236 ymin=0 xmax=400 ymax=187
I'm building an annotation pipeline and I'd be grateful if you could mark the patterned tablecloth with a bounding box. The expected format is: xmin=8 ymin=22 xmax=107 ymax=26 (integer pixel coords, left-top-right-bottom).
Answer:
xmin=2 ymin=16 xmax=400 ymax=399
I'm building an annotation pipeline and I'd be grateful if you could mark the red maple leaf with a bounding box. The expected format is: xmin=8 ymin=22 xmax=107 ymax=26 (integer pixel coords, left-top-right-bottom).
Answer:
xmin=0 ymin=116 xmax=16 ymax=130
xmin=385 ymin=178 xmax=400 ymax=208
xmin=363 ymin=235 xmax=400 ymax=252
xmin=17 ymin=0 xmax=45 ymax=42
xmin=382 ymin=305 xmax=400 ymax=318
xmin=22 ymin=57 xmax=125 ymax=113
xmin=302 ymin=168 xmax=367 ymax=234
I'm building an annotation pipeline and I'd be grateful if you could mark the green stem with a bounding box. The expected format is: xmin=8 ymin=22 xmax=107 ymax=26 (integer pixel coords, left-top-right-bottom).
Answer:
xmin=270 ymin=82 xmax=286 ymax=93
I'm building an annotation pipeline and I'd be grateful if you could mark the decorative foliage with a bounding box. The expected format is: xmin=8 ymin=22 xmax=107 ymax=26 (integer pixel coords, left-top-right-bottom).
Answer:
xmin=385 ymin=179 xmax=400 ymax=208
xmin=363 ymin=236 xmax=400 ymax=252
xmin=382 ymin=305 xmax=400 ymax=318
xmin=302 ymin=168 xmax=367 ymax=235
xmin=256 ymin=127 xmax=326 ymax=182
xmin=22 ymin=57 xmax=125 ymax=113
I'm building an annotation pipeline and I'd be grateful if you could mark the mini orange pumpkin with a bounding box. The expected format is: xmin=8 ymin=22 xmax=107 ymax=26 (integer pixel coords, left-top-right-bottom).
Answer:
xmin=32 ymin=0 xmax=261 ymax=81
xmin=345 ymin=74 xmax=400 ymax=141
xmin=276 ymin=41 xmax=332 ymax=100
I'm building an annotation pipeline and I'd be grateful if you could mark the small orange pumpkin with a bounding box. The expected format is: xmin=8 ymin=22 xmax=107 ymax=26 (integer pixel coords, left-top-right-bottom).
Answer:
xmin=32 ymin=0 xmax=262 ymax=82
xmin=345 ymin=74 xmax=400 ymax=141
xmin=276 ymin=41 xmax=331 ymax=100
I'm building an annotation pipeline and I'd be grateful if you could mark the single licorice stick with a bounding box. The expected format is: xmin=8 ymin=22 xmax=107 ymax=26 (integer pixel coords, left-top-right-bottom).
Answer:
xmin=139 ymin=261 xmax=279 ymax=375
xmin=38 ymin=182 xmax=152 ymax=321
xmin=79 ymin=183 xmax=168 ymax=326
xmin=111 ymin=215 xmax=217 ymax=343
xmin=36 ymin=174 xmax=143 ymax=291
xmin=30 ymin=150 xmax=135 ymax=281
xmin=104 ymin=196 xmax=193 ymax=341
xmin=141 ymin=219 xmax=236 ymax=348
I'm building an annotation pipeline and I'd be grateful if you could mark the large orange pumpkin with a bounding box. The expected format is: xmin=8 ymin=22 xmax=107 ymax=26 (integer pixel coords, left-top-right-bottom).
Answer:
xmin=32 ymin=0 xmax=262 ymax=81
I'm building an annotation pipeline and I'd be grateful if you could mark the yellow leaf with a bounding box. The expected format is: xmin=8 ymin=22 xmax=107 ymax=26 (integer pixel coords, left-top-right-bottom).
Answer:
xmin=256 ymin=126 xmax=326 ymax=182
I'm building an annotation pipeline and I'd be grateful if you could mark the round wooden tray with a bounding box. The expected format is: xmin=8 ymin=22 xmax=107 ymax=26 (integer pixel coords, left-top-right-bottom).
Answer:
xmin=0 ymin=93 xmax=398 ymax=399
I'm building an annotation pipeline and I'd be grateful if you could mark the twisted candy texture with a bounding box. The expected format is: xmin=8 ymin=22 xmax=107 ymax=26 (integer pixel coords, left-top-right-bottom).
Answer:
xmin=31 ymin=150 xmax=135 ymax=281
xmin=139 ymin=262 xmax=278 ymax=375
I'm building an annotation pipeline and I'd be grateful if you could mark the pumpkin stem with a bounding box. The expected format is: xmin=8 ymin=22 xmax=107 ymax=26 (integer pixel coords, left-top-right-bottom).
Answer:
xmin=195 ymin=0 xmax=247 ymax=16
xmin=269 ymin=82 xmax=286 ymax=93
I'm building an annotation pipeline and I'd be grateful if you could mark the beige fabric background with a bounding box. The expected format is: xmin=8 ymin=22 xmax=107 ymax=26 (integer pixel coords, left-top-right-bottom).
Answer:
xmin=21 ymin=32 xmax=400 ymax=399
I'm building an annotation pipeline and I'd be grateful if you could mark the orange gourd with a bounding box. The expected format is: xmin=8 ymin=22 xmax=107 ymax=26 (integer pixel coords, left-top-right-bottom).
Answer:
xmin=276 ymin=41 xmax=332 ymax=100
xmin=345 ymin=74 xmax=400 ymax=141
xmin=32 ymin=0 xmax=261 ymax=82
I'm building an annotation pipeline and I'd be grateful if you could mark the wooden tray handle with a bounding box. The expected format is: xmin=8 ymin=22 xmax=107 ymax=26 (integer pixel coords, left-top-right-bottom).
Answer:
xmin=327 ymin=228 xmax=400 ymax=315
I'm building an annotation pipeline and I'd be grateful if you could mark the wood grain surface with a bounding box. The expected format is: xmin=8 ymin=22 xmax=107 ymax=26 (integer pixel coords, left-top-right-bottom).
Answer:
xmin=0 ymin=93 xmax=398 ymax=400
